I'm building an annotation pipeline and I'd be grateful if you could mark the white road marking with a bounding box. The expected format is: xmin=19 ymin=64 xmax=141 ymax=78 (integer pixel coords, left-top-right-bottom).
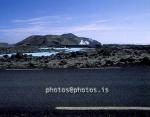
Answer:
xmin=56 ymin=107 xmax=150 ymax=111
xmin=6 ymin=69 xmax=42 ymax=70
xmin=79 ymin=67 xmax=121 ymax=70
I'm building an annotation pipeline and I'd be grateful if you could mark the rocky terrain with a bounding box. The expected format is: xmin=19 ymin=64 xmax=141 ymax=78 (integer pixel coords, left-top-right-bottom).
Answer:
xmin=0 ymin=34 xmax=150 ymax=69
xmin=0 ymin=45 xmax=150 ymax=69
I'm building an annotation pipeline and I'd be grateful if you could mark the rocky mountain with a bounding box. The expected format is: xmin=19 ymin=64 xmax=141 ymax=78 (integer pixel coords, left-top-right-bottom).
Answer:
xmin=15 ymin=33 xmax=101 ymax=47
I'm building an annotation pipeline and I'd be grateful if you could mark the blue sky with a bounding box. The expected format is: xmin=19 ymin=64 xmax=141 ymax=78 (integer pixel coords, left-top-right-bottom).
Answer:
xmin=0 ymin=0 xmax=150 ymax=44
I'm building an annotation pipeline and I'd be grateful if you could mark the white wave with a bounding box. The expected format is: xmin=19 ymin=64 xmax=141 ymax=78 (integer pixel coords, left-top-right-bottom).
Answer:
xmin=0 ymin=48 xmax=85 ymax=57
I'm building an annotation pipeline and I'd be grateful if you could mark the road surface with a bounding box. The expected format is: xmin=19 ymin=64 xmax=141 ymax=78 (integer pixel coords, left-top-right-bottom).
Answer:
xmin=0 ymin=67 xmax=150 ymax=112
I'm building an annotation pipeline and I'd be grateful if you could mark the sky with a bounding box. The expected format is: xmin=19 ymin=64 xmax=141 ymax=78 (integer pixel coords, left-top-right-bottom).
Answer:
xmin=0 ymin=0 xmax=150 ymax=44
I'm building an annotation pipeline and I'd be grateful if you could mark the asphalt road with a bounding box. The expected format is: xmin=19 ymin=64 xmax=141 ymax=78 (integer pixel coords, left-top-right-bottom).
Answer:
xmin=0 ymin=67 xmax=150 ymax=112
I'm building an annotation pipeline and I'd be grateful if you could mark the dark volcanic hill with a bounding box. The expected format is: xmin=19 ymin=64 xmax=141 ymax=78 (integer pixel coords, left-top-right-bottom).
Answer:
xmin=15 ymin=33 xmax=101 ymax=47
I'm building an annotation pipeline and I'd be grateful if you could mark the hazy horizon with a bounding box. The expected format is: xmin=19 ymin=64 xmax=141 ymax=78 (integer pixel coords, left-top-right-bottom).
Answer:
xmin=0 ymin=0 xmax=150 ymax=44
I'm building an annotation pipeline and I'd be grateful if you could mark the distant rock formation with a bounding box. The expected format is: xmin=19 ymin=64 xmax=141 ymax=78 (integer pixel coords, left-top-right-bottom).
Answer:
xmin=0 ymin=43 xmax=13 ymax=47
xmin=15 ymin=33 xmax=101 ymax=47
